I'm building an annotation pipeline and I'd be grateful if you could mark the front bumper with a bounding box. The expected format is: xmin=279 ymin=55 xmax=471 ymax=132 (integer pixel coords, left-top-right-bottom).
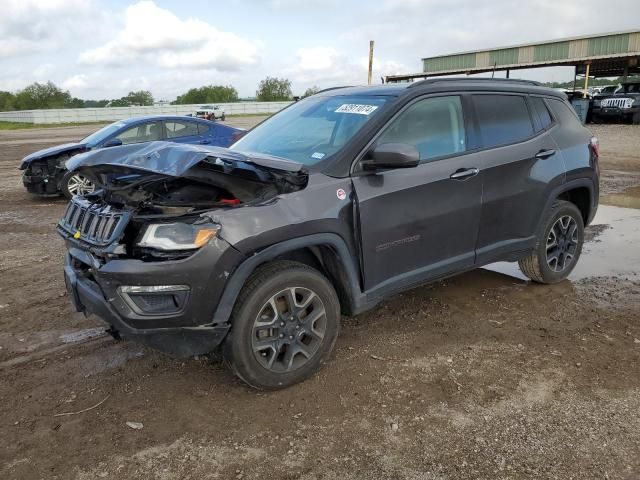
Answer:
xmin=62 ymin=235 xmax=244 ymax=357
xmin=593 ymin=105 xmax=639 ymax=118
xmin=22 ymin=172 xmax=60 ymax=195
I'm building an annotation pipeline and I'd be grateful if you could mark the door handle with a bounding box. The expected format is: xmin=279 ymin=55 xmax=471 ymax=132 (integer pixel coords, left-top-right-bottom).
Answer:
xmin=199 ymin=139 xmax=211 ymax=144
xmin=535 ymin=149 xmax=556 ymax=159
xmin=450 ymin=167 xmax=479 ymax=180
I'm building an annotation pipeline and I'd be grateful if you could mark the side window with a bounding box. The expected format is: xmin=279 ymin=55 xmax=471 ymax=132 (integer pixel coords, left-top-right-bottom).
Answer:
xmin=165 ymin=121 xmax=199 ymax=139
xmin=546 ymin=98 xmax=582 ymax=125
xmin=472 ymin=95 xmax=534 ymax=148
xmin=197 ymin=123 xmax=210 ymax=135
xmin=376 ymin=96 xmax=466 ymax=161
xmin=530 ymin=97 xmax=553 ymax=131
xmin=116 ymin=122 xmax=163 ymax=145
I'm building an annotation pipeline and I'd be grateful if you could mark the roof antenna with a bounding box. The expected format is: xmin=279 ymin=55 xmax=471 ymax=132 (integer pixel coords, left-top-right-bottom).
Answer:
xmin=491 ymin=62 xmax=497 ymax=78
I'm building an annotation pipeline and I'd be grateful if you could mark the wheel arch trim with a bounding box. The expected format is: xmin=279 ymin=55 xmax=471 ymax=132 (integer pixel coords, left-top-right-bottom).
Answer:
xmin=539 ymin=178 xmax=597 ymax=231
xmin=211 ymin=233 xmax=365 ymax=325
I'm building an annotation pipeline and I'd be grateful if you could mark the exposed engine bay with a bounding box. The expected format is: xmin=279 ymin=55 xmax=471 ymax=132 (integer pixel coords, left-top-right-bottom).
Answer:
xmin=59 ymin=142 xmax=308 ymax=260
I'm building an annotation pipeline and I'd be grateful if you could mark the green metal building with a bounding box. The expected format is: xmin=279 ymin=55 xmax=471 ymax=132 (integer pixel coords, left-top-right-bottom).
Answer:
xmin=386 ymin=30 xmax=640 ymax=82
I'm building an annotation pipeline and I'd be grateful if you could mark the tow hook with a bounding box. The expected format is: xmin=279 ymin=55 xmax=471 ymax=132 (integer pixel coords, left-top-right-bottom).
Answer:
xmin=105 ymin=326 xmax=122 ymax=341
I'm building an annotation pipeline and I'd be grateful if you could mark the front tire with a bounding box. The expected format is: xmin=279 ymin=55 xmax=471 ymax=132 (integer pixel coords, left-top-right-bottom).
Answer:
xmin=223 ymin=260 xmax=340 ymax=390
xmin=61 ymin=170 xmax=96 ymax=198
xmin=518 ymin=200 xmax=584 ymax=284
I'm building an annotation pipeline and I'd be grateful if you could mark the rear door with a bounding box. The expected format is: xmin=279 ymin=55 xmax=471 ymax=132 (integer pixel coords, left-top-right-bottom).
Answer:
xmin=164 ymin=120 xmax=204 ymax=144
xmin=470 ymin=93 xmax=566 ymax=264
xmin=352 ymin=95 xmax=483 ymax=293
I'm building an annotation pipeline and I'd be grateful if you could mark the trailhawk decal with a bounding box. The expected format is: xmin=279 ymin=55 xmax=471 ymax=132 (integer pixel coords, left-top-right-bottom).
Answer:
xmin=335 ymin=104 xmax=379 ymax=115
xmin=375 ymin=234 xmax=421 ymax=252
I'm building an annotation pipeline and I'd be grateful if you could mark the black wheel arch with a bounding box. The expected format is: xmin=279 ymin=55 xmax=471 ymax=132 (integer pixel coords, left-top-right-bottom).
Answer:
xmin=211 ymin=233 xmax=366 ymax=325
xmin=539 ymin=178 xmax=597 ymax=231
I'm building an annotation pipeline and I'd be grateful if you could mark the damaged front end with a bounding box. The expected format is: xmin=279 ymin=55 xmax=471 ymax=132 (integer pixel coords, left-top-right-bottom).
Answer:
xmin=57 ymin=141 xmax=308 ymax=356
xmin=59 ymin=141 xmax=308 ymax=260
xmin=22 ymin=155 xmax=70 ymax=195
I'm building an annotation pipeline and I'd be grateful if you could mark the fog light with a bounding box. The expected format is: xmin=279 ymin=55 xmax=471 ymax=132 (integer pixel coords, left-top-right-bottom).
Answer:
xmin=119 ymin=285 xmax=189 ymax=294
xmin=118 ymin=285 xmax=190 ymax=315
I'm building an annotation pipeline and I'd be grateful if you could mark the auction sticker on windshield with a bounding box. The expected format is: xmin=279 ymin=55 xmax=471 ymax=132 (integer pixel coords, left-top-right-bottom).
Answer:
xmin=335 ymin=104 xmax=379 ymax=115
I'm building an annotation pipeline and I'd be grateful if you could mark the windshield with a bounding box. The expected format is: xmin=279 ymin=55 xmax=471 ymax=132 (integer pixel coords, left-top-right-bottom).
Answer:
xmin=230 ymin=95 xmax=388 ymax=165
xmin=623 ymin=83 xmax=640 ymax=94
xmin=81 ymin=121 xmax=127 ymax=146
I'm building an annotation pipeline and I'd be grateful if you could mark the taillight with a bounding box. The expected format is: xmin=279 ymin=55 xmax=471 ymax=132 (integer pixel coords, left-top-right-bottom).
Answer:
xmin=589 ymin=136 xmax=599 ymax=157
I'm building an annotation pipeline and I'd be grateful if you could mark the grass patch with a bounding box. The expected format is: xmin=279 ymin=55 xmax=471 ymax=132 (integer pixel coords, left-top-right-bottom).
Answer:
xmin=0 ymin=121 xmax=108 ymax=130
xmin=225 ymin=113 xmax=272 ymax=118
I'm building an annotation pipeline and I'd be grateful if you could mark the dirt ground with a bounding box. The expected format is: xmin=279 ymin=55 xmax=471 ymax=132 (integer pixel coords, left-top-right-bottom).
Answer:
xmin=0 ymin=120 xmax=639 ymax=480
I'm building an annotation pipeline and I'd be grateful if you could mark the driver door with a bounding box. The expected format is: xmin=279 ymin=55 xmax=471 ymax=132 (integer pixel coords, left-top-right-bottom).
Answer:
xmin=352 ymin=95 xmax=483 ymax=292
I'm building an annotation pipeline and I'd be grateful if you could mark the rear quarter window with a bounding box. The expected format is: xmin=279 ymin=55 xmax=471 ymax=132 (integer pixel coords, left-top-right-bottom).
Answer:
xmin=472 ymin=94 xmax=534 ymax=148
xmin=546 ymin=98 xmax=582 ymax=126
xmin=530 ymin=96 xmax=553 ymax=131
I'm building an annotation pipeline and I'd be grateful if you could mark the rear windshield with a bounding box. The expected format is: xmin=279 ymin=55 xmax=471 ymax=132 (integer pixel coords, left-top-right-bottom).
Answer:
xmin=231 ymin=95 xmax=388 ymax=165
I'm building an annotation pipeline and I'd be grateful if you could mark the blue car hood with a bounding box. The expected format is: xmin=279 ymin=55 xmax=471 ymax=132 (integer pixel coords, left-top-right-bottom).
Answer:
xmin=66 ymin=141 xmax=304 ymax=176
xmin=20 ymin=142 xmax=87 ymax=169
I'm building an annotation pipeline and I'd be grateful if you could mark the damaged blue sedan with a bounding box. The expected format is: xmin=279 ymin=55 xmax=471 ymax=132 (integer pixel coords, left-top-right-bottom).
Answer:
xmin=19 ymin=115 xmax=245 ymax=198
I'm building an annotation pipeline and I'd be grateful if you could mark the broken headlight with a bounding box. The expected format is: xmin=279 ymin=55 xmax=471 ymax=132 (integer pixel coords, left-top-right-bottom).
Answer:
xmin=138 ymin=222 xmax=220 ymax=251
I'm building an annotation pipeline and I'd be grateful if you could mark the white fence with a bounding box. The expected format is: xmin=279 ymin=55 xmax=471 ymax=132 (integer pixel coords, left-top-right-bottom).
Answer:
xmin=0 ymin=101 xmax=293 ymax=124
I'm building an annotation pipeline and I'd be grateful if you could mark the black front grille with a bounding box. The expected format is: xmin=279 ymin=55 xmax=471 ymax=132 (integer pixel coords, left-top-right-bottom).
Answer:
xmin=59 ymin=198 xmax=129 ymax=246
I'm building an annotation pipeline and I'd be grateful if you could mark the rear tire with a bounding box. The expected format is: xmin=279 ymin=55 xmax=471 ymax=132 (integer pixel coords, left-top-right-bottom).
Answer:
xmin=223 ymin=260 xmax=340 ymax=390
xmin=518 ymin=200 xmax=584 ymax=284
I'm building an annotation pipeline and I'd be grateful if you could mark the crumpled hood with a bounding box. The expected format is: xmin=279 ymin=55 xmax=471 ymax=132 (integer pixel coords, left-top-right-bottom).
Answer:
xmin=66 ymin=141 xmax=305 ymax=177
xmin=20 ymin=142 xmax=87 ymax=169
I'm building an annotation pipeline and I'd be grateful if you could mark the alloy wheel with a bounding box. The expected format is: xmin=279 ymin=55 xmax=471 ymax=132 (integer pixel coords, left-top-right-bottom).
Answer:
xmin=251 ymin=287 xmax=327 ymax=373
xmin=546 ymin=215 xmax=579 ymax=272
xmin=67 ymin=174 xmax=95 ymax=196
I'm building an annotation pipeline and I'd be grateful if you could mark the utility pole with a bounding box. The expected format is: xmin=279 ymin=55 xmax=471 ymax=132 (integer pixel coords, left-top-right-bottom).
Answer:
xmin=583 ymin=62 xmax=591 ymax=98
xmin=368 ymin=41 xmax=374 ymax=85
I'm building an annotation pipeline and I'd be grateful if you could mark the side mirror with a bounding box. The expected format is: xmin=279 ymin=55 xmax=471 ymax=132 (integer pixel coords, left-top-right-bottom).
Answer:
xmin=361 ymin=143 xmax=420 ymax=171
xmin=102 ymin=138 xmax=123 ymax=148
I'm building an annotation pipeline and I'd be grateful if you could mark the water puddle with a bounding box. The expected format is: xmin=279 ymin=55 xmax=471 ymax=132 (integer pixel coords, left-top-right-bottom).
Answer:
xmin=600 ymin=185 xmax=640 ymax=209
xmin=484 ymin=203 xmax=640 ymax=282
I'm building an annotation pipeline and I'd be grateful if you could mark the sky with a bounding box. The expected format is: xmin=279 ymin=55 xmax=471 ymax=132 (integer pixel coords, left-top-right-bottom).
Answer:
xmin=1 ymin=0 xmax=639 ymax=101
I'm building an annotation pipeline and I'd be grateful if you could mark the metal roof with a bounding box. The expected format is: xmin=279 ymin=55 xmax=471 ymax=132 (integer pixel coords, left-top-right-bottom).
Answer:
xmin=419 ymin=29 xmax=640 ymax=60
xmin=387 ymin=30 xmax=640 ymax=82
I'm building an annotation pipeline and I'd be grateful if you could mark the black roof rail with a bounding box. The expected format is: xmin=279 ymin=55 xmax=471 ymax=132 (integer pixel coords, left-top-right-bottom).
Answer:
xmin=408 ymin=77 xmax=542 ymax=88
xmin=315 ymin=86 xmax=354 ymax=94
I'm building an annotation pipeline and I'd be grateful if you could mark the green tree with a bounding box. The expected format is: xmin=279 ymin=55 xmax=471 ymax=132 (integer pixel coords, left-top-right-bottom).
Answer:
xmin=256 ymin=77 xmax=292 ymax=101
xmin=0 ymin=91 xmax=16 ymax=111
xmin=107 ymin=90 xmax=154 ymax=107
xmin=123 ymin=90 xmax=154 ymax=106
xmin=175 ymin=85 xmax=239 ymax=104
xmin=13 ymin=82 xmax=73 ymax=109
xmin=83 ymin=99 xmax=110 ymax=108
xmin=303 ymin=86 xmax=319 ymax=97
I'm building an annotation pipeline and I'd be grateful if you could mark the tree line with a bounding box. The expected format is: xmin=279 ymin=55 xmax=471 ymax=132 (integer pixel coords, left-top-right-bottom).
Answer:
xmin=0 ymin=77 xmax=320 ymax=112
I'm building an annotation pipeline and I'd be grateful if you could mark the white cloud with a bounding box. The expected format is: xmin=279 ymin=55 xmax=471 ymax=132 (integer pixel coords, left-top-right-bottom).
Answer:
xmin=79 ymin=1 xmax=261 ymax=71
xmin=61 ymin=74 xmax=89 ymax=90
xmin=283 ymin=46 xmax=410 ymax=93
xmin=0 ymin=0 xmax=93 ymax=58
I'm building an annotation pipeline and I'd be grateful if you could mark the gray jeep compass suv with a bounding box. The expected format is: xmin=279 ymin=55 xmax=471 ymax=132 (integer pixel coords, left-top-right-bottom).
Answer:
xmin=58 ymin=79 xmax=599 ymax=389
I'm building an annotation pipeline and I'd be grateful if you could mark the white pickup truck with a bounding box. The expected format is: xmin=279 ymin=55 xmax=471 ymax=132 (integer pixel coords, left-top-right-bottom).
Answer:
xmin=195 ymin=105 xmax=226 ymax=121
